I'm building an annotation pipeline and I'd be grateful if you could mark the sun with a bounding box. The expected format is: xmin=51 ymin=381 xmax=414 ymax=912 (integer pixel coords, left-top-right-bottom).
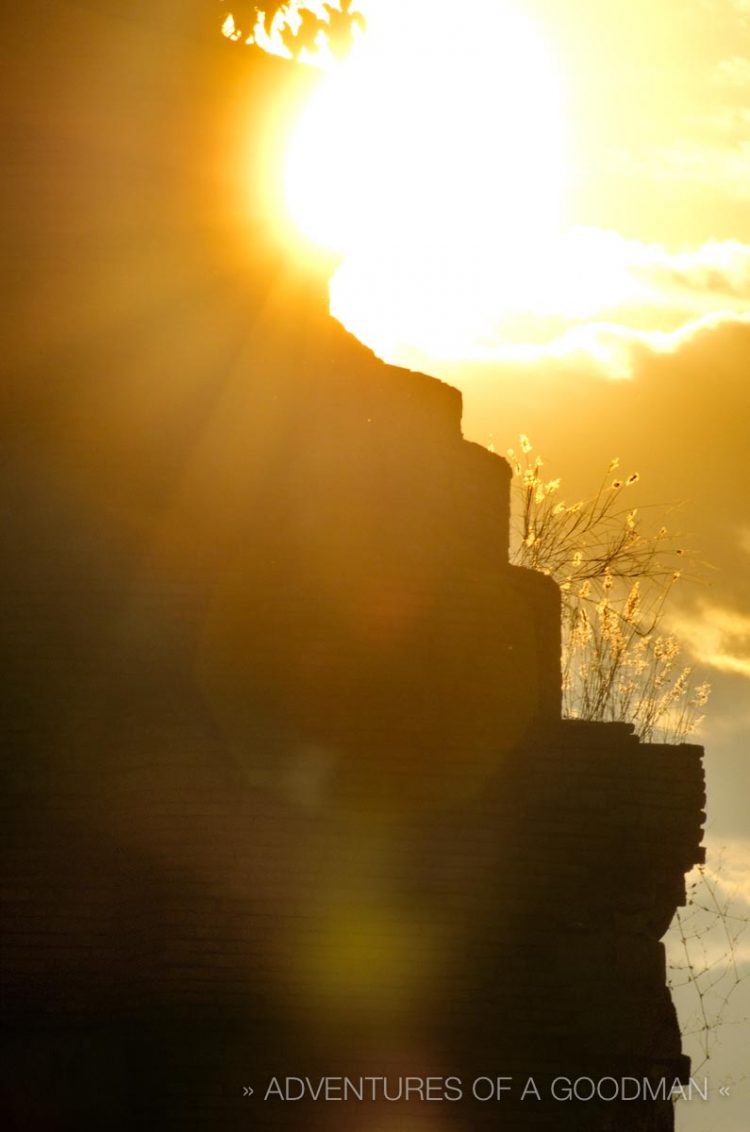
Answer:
xmin=279 ymin=0 xmax=570 ymax=354
xmin=284 ymin=1 xmax=567 ymax=252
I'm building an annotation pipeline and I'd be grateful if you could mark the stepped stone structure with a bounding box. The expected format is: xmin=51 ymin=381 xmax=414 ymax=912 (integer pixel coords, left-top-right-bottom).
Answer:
xmin=1 ymin=9 xmax=705 ymax=1130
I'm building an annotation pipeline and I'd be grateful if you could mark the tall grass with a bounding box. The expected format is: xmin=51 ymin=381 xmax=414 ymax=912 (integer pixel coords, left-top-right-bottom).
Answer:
xmin=506 ymin=435 xmax=710 ymax=744
xmin=504 ymin=437 xmax=748 ymax=1068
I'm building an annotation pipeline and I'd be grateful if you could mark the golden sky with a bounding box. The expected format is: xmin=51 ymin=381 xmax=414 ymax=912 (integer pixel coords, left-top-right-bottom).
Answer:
xmin=2 ymin=5 xmax=748 ymax=1121
xmin=284 ymin=0 xmax=750 ymax=374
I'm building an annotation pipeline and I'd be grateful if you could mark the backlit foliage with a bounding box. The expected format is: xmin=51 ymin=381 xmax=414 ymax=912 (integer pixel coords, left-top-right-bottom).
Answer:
xmin=506 ymin=436 xmax=710 ymax=743
xmin=505 ymin=441 xmax=747 ymax=1064
xmin=221 ymin=1 xmax=365 ymax=67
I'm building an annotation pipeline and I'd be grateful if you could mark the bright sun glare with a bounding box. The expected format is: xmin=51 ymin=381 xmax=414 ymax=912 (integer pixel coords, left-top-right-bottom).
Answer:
xmin=239 ymin=1 xmax=642 ymax=362
xmin=285 ymin=1 xmax=567 ymax=252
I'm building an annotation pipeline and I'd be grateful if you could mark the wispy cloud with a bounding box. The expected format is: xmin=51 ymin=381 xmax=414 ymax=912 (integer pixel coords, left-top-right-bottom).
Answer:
xmin=670 ymin=602 xmax=750 ymax=680
xmin=715 ymin=54 xmax=750 ymax=88
xmin=450 ymin=311 xmax=750 ymax=381
xmin=649 ymin=137 xmax=750 ymax=202
xmin=704 ymin=839 xmax=750 ymax=905
xmin=334 ymin=228 xmax=750 ymax=379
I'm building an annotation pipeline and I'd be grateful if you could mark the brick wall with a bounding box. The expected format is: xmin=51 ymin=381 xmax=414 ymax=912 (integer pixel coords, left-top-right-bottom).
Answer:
xmin=1 ymin=16 xmax=705 ymax=1129
xmin=2 ymin=340 xmax=704 ymax=1129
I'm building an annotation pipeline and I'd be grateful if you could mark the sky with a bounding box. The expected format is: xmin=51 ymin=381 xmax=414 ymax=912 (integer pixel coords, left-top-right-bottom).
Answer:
xmin=3 ymin=1 xmax=747 ymax=1126
xmin=262 ymin=2 xmax=750 ymax=1124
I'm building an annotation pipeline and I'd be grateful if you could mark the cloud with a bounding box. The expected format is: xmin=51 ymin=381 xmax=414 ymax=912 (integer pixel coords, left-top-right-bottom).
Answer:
xmin=715 ymin=54 xmax=750 ymax=88
xmin=517 ymin=231 xmax=750 ymax=379
xmin=334 ymin=228 xmax=750 ymax=380
xmin=649 ymin=137 xmax=750 ymax=203
xmin=704 ymin=838 xmax=750 ymax=905
xmin=642 ymin=51 xmax=750 ymax=208
xmin=443 ymin=311 xmax=750 ymax=382
xmin=708 ymin=0 xmax=750 ymax=25
xmin=670 ymin=603 xmax=750 ymax=680
xmin=629 ymin=239 xmax=750 ymax=299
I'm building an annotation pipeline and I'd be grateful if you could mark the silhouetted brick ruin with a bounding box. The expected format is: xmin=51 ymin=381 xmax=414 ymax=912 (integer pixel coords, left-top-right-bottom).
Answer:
xmin=2 ymin=16 xmax=705 ymax=1130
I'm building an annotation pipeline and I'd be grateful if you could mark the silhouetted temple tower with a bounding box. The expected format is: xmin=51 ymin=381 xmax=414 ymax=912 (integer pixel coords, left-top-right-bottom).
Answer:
xmin=1 ymin=16 xmax=705 ymax=1130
